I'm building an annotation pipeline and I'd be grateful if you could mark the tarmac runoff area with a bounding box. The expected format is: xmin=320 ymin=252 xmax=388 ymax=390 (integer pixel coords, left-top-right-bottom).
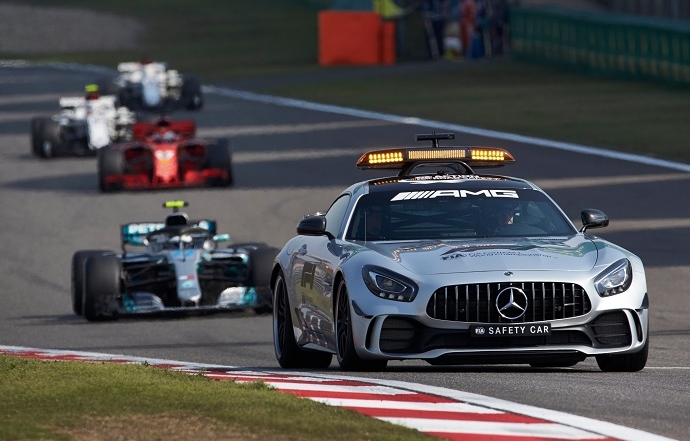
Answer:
xmin=0 ymin=345 xmax=678 ymax=441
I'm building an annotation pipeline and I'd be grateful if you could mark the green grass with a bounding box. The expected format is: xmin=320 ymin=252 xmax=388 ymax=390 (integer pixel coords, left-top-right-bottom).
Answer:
xmin=0 ymin=355 xmax=434 ymax=441
xmin=265 ymin=61 xmax=690 ymax=162
xmin=7 ymin=0 xmax=690 ymax=163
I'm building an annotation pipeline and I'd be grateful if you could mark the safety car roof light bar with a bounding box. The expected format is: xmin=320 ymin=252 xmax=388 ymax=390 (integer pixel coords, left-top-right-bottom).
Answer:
xmin=356 ymin=133 xmax=516 ymax=176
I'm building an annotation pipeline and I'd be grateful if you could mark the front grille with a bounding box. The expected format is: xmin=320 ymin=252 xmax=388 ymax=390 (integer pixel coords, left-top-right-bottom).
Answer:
xmin=427 ymin=282 xmax=591 ymax=323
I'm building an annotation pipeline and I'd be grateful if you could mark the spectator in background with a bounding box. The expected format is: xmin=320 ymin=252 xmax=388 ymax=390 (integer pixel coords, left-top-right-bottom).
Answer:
xmin=420 ymin=0 xmax=450 ymax=60
xmin=476 ymin=0 xmax=491 ymax=57
xmin=460 ymin=0 xmax=477 ymax=58
xmin=490 ymin=0 xmax=509 ymax=55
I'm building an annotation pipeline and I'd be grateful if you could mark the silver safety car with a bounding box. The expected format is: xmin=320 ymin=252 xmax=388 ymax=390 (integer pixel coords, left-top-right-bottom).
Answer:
xmin=271 ymin=133 xmax=649 ymax=372
xmin=72 ymin=201 xmax=278 ymax=321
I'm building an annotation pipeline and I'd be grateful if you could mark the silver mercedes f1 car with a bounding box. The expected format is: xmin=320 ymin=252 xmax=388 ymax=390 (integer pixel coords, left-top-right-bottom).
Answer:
xmin=72 ymin=201 xmax=278 ymax=321
xmin=271 ymin=133 xmax=649 ymax=372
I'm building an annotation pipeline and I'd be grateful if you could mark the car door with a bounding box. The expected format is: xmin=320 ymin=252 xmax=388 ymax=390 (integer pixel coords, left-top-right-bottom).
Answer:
xmin=290 ymin=194 xmax=351 ymax=351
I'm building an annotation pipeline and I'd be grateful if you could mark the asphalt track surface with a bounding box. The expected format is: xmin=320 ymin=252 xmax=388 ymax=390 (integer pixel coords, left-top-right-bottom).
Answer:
xmin=0 ymin=63 xmax=689 ymax=441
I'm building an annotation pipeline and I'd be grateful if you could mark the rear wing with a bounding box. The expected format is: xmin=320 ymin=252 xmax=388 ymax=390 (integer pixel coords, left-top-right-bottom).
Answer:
xmin=132 ymin=119 xmax=196 ymax=141
xmin=121 ymin=219 xmax=217 ymax=247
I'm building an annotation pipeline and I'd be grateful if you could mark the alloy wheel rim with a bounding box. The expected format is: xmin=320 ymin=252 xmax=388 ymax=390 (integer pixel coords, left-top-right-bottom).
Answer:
xmin=276 ymin=278 xmax=286 ymax=355
xmin=336 ymin=286 xmax=349 ymax=359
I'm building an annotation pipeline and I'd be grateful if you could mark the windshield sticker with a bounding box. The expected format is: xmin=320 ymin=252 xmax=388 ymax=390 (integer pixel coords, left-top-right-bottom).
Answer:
xmin=392 ymin=189 xmax=518 ymax=201
xmin=408 ymin=175 xmax=505 ymax=182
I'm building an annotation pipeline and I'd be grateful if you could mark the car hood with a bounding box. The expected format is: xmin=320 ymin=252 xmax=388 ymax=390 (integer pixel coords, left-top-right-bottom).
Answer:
xmin=364 ymin=236 xmax=600 ymax=275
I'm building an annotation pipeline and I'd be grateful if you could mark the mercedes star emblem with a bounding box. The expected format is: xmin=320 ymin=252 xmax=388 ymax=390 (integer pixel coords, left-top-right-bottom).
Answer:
xmin=495 ymin=287 xmax=528 ymax=320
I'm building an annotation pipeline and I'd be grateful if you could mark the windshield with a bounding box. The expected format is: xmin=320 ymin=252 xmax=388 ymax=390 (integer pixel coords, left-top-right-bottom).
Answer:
xmin=346 ymin=189 xmax=577 ymax=241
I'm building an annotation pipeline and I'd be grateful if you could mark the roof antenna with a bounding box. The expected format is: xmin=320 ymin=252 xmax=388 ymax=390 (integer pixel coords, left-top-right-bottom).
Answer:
xmin=415 ymin=132 xmax=455 ymax=148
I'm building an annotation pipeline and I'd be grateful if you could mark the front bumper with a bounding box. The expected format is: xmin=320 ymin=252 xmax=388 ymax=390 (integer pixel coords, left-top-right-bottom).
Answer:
xmin=354 ymin=307 xmax=648 ymax=364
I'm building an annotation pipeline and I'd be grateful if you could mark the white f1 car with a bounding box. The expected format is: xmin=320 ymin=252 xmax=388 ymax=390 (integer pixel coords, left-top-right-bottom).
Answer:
xmin=98 ymin=60 xmax=203 ymax=112
xmin=30 ymin=85 xmax=136 ymax=158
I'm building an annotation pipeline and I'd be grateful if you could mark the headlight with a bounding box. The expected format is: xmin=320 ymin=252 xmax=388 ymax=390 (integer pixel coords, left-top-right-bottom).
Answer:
xmin=594 ymin=258 xmax=632 ymax=297
xmin=362 ymin=265 xmax=418 ymax=302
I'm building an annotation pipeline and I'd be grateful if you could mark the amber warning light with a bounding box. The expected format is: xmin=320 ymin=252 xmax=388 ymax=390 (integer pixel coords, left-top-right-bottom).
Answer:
xmin=357 ymin=147 xmax=515 ymax=170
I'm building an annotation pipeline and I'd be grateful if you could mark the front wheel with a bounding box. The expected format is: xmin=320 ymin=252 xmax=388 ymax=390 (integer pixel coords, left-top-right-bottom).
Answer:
xmin=82 ymin=254 xmax=120 ymax=322
xmin=182 ymin=76 xmax=203 ymax=110
xmin=244 ymin=244 xmax=279 ymax=314
xmin=39 ymin=118 xmax=61 ymax=158
xmin=30 ymin=117 xmax=46 ymax=156
xmin=596 ymin=338 xmax=649 ymax=372
xmin=98 ymin=147 xmax=125 ymax=192
xmin=206 ymin=139 xmax=233 ymax=187
xmin=71 ymin=250 xmax=113 ymax=315
xmin=335 ymin=280 xmax=387 ymax=372
xmin=273 ymin=271 xmax=332 ymax=369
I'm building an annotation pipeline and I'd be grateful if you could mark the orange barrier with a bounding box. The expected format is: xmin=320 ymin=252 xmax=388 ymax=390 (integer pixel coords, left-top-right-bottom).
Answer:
xmin=318 ymin=11 xmax=396 ymax=66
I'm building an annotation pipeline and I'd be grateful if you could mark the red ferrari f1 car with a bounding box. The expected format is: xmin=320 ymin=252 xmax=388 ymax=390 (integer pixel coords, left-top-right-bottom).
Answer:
xmin=97 ymin=118 xmax=233 ymax=192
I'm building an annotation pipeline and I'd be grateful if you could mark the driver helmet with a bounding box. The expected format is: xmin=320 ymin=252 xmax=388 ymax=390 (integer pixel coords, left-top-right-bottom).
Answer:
xmin=165 ymin=212 xmax=189 ymax=227
xmin=85 ymin=84 xmax=100 ymax=100
xmin=163 ymin=130 xmax=176 ymax=143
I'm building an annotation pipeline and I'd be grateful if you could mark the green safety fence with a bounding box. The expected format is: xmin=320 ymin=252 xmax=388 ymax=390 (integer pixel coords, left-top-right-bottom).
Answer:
xmin=510 ymin=5 xmax=690 ymax=86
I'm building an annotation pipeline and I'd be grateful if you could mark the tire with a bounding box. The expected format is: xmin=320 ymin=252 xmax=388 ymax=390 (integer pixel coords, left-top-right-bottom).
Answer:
xmin=273 ymin=271 xmax=332 ymax=369
xmin=71 ymin=250 xmax=113 ymax=316
xmin=182 ymin=76 xmax=203 ymax=110
xmin=30 ymin=117 xmax=46 ymax=156
xmin=206 ymin=139 xmax=234 ymax=187
xmin=596 ymin=338 xmax=649 ymax=372
xmin=98 ymin=147 xmax=125 ymax=192
xmin=39 ymin=118 xmax=61 ymax=159
xmin=335 ymin=280 xmax=387 ymax=372
xmin=82 ymin=254 xmax=120 ymax=322
xmin=247 ymin=245 xmax=280 ymax=314
xmin=118 ymin=85 xmax=140 ymax=111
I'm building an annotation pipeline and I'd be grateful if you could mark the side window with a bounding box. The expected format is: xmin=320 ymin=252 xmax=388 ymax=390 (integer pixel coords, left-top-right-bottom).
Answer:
xmin=325 ymin=194 xmax=351 ymax=238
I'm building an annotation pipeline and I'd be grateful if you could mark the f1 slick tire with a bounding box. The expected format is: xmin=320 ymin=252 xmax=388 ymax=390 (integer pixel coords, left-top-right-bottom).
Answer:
xmin=273 ymin=271 xmax=333 ymax=369
xmin=82 ymin=254 xmax=120 ymax=322
xmin=38 ymin=118 xmax=61 ymax=159
xmin=98 ymin=147 xmax=125 ymax=192
xmin=182 ymin=76 xmax=203 ymax=110
xmin=243 ymin=244 xmax=280 ymax=314
xmin=207 ymin=139 xmax=234 ymax=187
xmin=71 ymin=250 xmax=114 ymax=316
xmin=30 ymin=117 xmax=47 ymax=157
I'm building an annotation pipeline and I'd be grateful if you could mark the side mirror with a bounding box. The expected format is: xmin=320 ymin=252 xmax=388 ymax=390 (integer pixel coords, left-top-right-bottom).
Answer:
xmin=580 ymin=208 xmax=609 ymax=233
xmin=297 ymin=215 xmax=333 ymax=239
